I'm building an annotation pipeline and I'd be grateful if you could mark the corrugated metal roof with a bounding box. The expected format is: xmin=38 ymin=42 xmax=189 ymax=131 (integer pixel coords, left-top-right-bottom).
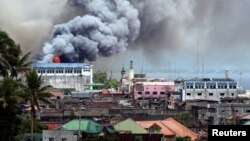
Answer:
xmin=136 ymin=121 xmax=175 ymax=136
xmin=32 ymin=63 xmax=91 ymax=68
xmin=188 ymin=78 xmax=235 ymax=82
xmin=114 ymin=118 xmax=147 ymax=134
xmin=60 ymin=119 xmax=103 ymax=133
xmin=161 ymin=118 xmax=198 ymax=141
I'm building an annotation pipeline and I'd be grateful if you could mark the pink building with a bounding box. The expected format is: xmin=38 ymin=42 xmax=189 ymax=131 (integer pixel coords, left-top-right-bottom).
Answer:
xmin=134 ymin=82 xmax=175 ymax=100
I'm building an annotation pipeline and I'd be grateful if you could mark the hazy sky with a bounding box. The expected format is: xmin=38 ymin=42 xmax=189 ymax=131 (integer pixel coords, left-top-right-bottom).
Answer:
xmin=1 ymin=0 xmax=250 ymax=80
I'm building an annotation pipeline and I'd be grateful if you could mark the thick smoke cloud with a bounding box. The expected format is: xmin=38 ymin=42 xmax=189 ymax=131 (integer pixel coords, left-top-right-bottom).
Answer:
xmin=40 ymin=0 xmax=140 ymax=63
xmin=1 ymin=0 xmax=250 ymax=69
xmin=0 ymin=0 xmax=68 ymax=54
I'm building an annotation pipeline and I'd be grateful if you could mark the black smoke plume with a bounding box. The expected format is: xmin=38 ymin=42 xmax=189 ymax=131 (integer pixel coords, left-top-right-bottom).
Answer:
xmin=40 ymin=0 xmax=140 ymax=63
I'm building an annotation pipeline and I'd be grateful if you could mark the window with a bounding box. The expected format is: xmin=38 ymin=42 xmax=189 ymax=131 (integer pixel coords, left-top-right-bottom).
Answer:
xmin=160 ymin=92 xmax=165 ymax=95
xmin=186 ymin=82 xmax=194 ymax=89
xmin=246 ymin=110 xmax=250 ymax=113
xmin=229 ymin=82 xmax=237 ymax=89
xmin=197 ymin=93 xmax=202 ymax=96
xmin=218 ymin=82 xmax=227 ymax=89
xmin=220 ymin=93 xmax=225 ymax=96
xmin=206 ymin=82 xmax=216 ymax=89
xmin=62 ymin=138 xmax=67 ymax=141
xmin=49 ymin=138 xmax=54 ymax=141
xmin=145 ymin=91 xmax=150 ymax=95
xmin=187 ymin=93 xmax=191 ymax=96
xmin=74 ymin=68 xmax=81 ymax=73
xmin=231 ymin=93 xmax=234 ymax=96
xmin=65 ymin=67 xmax=73 ymax=73
xmin=195 ymin=82 xmax=205 ymax=89
xmin=138 ymin=92 xmax=142 ymax=95
xmin=153 ymin=91 xmax=157 ymax=95
xmin=209 ymin=93 xmax=213 ymax=96
xmin=221 ymin=110 xmax=225 ymax=113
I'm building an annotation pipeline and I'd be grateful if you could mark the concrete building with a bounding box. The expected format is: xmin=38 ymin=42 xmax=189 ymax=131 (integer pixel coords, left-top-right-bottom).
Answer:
xmin=186 ymin=101 xmax=250 ymax=125
xmin=133 ymin=81 xmax=175 ymax=100
xmin=182 ymin=78 xmax=238 ymax=102
xmin=43 ymin=130 xmax=77 ymax=141
xmin=32 ymin=63 xmax=93 ymax=92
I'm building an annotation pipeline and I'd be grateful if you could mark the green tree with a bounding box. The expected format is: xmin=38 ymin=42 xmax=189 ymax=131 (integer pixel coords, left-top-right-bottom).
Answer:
xmin=93 ymin=71 xmax=119 ymax=89
xmin=0 ymin=30 xmax=31 ymax=78
xmin=0 ymin=77 xmax=24 ymax=141
xmin=24 ymin=69 xmax=52 ymax=140
xmin=176 ymin=111 xmax=194 ymax=127
xmin=93 ymin=71 xmax=107 ymax=83
xmin=24 ymin=69 xmax=52 ymax=117
xmin=105 ymin=79 xmax=119 ymax=89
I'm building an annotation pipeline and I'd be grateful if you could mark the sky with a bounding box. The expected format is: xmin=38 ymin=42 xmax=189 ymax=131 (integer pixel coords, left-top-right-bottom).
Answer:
xmin=0 ymin=0 xmax=250 ymax=86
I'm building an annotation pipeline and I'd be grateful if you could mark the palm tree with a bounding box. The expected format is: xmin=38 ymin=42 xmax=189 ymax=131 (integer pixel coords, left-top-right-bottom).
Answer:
xmin=24 ymin=69 xmax=52 ymax=141
xmin=0 ymin=31 xmax=20 ymax=65
xmin=0 ymin=30 xmax=31 ymax=78
xmin=24 ymin=69 xmax=52 ymax=118
xmin=0 ymin=77 xmax=24 ymax=141
xmin=10 ymin=51 xmax=32 ymax=79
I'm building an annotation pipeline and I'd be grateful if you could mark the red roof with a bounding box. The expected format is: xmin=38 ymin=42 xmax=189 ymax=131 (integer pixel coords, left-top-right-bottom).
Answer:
xmin=161 ymin=118 xmax=198 ymax=141
xmin=46 ymin=123 xmax=62 ymax=130
xmin=136 ymin=121 xmax=175 ymax=136
xmin=136 ymin=118 xmax=198 ymax=140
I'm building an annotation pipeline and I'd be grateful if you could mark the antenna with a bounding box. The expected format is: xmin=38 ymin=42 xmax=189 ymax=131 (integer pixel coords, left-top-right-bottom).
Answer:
xmin=141 ymin=53 xmax=144 ymax=73
xmin=110 ymin=70 xmax=113 ymax=80
xmin=202 ymin=61 xmax=204 ymax=78
xmin=239 ymin=71 xmax=242 ymax=87
xmin=196 ymin=39 xmax=199 ymax=78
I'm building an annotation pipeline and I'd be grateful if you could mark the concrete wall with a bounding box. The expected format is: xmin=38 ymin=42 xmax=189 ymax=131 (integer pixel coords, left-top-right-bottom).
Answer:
xmin=43 ymin=130 xmax=77 ymax=141
xmin=134 ymin=82 xmax=175 ymax=100
xmin=184 ymin=88 xmax=237 ymax=102
xmin=42 ymin=76 xmax=90 ymax=91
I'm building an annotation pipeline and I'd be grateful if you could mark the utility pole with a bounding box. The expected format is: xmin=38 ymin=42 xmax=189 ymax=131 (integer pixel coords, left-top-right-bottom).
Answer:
xmin=78 ymin=105 xmax=81 ymax=140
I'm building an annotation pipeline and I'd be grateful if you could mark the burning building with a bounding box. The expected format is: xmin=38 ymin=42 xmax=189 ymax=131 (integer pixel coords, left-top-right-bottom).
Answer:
xmin=32 ymin=62 xmax=93 ymax=92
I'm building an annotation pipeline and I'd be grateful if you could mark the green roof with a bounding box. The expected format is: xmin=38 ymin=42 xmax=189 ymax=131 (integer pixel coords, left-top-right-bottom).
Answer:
xmin=114 ymin=118 xmax=147 ymax=134
xmin=85 ymin=83 xmax=104 ymax=86
xmin=61 ymin=119 xmax=104 ymax=134
xmin=243 ymin=121 xmax=250 ymax=125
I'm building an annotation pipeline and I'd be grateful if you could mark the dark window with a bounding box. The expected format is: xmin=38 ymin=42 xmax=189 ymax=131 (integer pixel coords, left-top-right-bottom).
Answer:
xmin=49 ymin=138 xmax=54 ymax=141
xmin=220 ymin=93 xmax=225 ymax=96
xmin=197 ymin=93 xmax=202 ymax=96
xmin=221 ymin=110 xmax=225 ymax=113
xmin=187 ymin=93 xmax=191 ymax=96
xmin=153 ymin=91 xmax=157 ymax=95
xmin=138 ymin=92 xmax=142 ymax=95
xmin=145 ymin=91 xmax=150 ymax=95
xmin=231 ymin=93 xmax=234 ymax=96
xmin=209 ymin=93 xmax=213 ymax=96
xmin=160 ymin=92 xmax=165 ymax=95
xmin=246 ymin=110 xmax=250 ymax=113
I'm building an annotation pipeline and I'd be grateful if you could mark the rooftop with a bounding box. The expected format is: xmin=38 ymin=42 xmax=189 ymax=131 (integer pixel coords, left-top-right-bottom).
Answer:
xmin=32 ymin=63 xmax=91 ymax=68
xmin=188 ymin=77 xmax=235 ymax=82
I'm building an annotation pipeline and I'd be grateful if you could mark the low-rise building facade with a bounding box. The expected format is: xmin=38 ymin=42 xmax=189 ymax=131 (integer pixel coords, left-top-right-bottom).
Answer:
xmin=182 ymin=78 xmax=238 ymax=102
xmin=32 ymin=63 xmax=93 ymax=92
xmin=134 ymin=81 xmax=175 ymax=100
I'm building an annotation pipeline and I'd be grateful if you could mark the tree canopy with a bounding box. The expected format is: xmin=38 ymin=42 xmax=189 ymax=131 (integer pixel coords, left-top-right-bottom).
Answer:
xmin=93 ymin=70 xmax=119 ymax=89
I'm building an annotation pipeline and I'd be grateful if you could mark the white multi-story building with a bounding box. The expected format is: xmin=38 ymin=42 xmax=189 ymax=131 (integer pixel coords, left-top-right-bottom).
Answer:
xmin=182 ymin=78 xmax=238 ymax=102
xmin=32 ymin=63 xmax=93 ymax=91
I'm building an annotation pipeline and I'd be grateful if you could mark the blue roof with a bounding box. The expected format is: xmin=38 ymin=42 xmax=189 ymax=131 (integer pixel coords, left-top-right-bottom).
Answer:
xmin=32 ymin=63 xmax=91 ymax=68
xmin=187 ymin=77 xmax=235 ymax=82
